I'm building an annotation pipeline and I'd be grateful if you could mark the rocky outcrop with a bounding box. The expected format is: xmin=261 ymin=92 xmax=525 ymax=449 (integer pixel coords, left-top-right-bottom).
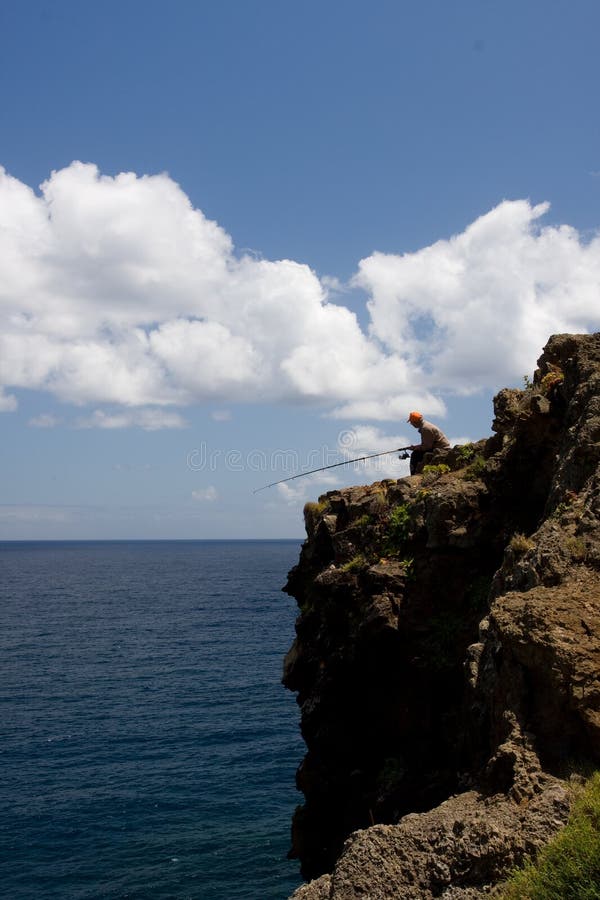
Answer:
xmin=292 ymin=782 xmax=570 ymax=900
xmin=283 ymin=333 xmax=600 ymax=898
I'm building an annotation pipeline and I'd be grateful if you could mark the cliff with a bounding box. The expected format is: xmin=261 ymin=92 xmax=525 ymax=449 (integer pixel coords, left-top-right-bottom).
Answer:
xmin=283 ymin=333 xmax=600 ymax=899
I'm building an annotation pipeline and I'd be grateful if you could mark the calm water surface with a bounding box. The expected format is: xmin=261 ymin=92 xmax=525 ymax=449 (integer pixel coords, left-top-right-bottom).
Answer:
xmin=0 ymin=540 xmax=304 ymax=899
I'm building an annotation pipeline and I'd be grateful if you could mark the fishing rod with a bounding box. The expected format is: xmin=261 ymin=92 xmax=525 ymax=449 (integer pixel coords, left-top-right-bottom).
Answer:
xmin=253 ymin=447 xmax=412 ymax=494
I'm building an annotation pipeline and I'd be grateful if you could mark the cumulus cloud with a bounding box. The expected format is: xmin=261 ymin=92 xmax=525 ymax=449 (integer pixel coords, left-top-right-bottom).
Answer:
xmin=355 ymin=200 xmax=600 ymax=393
xmin=1 ymin=162 xmax=427 ymax=420
xmin=1 ymin=164 xmax=599 ymax=425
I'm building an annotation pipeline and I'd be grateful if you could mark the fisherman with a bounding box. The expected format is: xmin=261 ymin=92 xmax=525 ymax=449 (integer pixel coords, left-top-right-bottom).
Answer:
xmin=406 ymin=411 xmax=450 ymax=475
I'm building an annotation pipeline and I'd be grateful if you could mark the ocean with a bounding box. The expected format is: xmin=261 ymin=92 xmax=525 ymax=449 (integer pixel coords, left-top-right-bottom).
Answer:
xmin=1 ymin=540 xmax=305 ymax=899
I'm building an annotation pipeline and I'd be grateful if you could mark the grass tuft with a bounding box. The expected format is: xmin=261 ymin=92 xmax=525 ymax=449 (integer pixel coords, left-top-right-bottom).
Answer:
xmin=422 ymin=463 xmax=451 ymax=484
xmin=500 ymin=772 xmax=600 ymax=899
xmin=509 ymin=532 xmax=535 ymax=555
xmin=340 ymin=553 xmax=368 ymax=573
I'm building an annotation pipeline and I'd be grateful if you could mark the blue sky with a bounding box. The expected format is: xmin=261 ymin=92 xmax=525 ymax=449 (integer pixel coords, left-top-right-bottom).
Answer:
xmin=1 ymin=0 xmax=600 ymax=539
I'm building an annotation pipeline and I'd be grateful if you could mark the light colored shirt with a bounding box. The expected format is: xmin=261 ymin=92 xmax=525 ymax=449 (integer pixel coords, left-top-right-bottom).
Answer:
xmin=416 ymin=420 xmax=450 ymax=452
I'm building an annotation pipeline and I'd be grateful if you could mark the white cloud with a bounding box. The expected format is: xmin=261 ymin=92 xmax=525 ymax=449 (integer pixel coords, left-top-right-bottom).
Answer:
xmin=275 ymin=471 xmax=341 ymax=504
xmin=191 ymin=486 xmax=218 ymax=502
xmin=211 ymin=409 xmax=232 ymax=421
xmin=76 ymin=408 xmax=187 ymax=430
xmin=355 ymin=200 xmax=600 ymax=393
xmin=0 ymin=162 xmax=406 ymax=417
xmin=1 ymin=164 xmax=599 ymax=424
xmin=336 ymin=425 xmax=412 ymax=480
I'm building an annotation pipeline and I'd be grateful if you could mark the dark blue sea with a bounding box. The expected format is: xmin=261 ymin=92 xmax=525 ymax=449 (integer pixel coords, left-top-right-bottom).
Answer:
xmin=0 ymin=540 xmax=305 ymax=899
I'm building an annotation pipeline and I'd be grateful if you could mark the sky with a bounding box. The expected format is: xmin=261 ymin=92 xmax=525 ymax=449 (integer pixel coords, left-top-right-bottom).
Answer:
xmin=1 ymin=0 xmax=600 ymax=539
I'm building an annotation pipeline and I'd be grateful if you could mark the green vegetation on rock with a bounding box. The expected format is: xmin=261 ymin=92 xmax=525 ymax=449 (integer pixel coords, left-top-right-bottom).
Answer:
xmin=463 ymin=454 xmax=487 ymax=481
xmin=456 ymin=443 xmax=477 ymax=463
xmin=422 ymin=463 xmax=450 ymax=483
xmin=353 ymin=514 xmax=372 ymax=529
xmin=384 ymin=503 xmax=411 ymax=552
xmin=340 ymin=553 xmax=369 ymax=573
xmin=400 ymin=557 xmax=415 ymax=580
xmin=501 ymin=772 xmax=600 ymax=900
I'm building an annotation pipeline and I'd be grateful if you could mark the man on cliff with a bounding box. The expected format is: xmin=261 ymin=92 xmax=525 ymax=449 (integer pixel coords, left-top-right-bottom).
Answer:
xmin=406 ymin=411 xmax=450 ymax=475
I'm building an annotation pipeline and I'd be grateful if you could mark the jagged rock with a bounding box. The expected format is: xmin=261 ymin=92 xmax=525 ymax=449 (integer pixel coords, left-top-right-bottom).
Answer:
xmin=419 ymin=479 xmax=489 ymax=550
xmin=296 ymin=780 xmax=569 ymax=900
xmin=488 ymin=573 xmax=600 ymax=762
xmin=290 ymin=875 xmax=332 ymax=900
xmin=284 ymin=332 xmax=600 ymax=895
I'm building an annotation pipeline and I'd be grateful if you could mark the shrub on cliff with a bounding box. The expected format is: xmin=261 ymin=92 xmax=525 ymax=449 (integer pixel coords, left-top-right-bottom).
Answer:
xmin=501 ymin=772 xmax=600 ymax=899
xmin=384 ymin=503 xmax=411 ymax=551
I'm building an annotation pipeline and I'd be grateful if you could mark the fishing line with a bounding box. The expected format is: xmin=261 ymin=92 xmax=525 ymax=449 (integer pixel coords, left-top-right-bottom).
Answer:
xmin=253 ymin=447 xmax=412 ymax=493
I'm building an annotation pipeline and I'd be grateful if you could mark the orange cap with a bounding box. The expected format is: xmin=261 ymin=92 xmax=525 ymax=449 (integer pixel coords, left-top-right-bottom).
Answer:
xmin=407 ymin=411 xmax=423 ymax=425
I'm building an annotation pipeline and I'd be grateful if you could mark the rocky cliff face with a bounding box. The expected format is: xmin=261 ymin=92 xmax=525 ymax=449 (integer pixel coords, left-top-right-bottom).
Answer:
xmin=283 ymin=333 xmax=600 ymax=899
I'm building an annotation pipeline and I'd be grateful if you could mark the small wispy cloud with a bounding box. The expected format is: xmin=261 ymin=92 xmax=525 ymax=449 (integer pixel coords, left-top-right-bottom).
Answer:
xmin=76 ymin=408 xmax=187 ymax=430
xmin=191 ymin=486 xmax=218 ymax=502
xmin=321 ymin=275 xmax=346 ymax=294
xmin=275 ymin=471 xmax=340 ymax=504
xmin=0 ymin=390 xmax=17 ymax=412
xmin=211 ymin=409 xmax=232 ymax=422
xmin=28 ymin=413 xmax=62 ymax=428
xmin=112 ymin=462 xmax=152 ymax=472
xmin=0 ymin=504 xmax=73 ymax=522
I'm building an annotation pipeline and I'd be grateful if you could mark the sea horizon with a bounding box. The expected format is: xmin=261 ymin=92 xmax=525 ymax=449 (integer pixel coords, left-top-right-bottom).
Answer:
xmin=0 ymin=537 xmax=304 ymax=544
